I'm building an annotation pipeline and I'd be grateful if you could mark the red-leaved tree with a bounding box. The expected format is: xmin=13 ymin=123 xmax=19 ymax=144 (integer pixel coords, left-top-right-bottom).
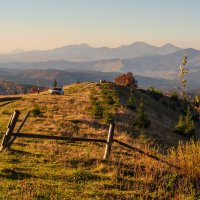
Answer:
xmin=114 ymin=72 xmax=137 ymax=88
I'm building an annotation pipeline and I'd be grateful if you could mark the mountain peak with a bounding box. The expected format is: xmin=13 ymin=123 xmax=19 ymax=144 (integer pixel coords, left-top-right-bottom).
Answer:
xmin=10 ymin=49 xmax=26 ymax=54
xmin=131 ymin=42 xmax=151 ymax=46
xmin=60 ymin=43 xmax=91 ymax=48
xmin=162 ymin=43 xmax=178 ymax=48
xmin=79 ymin=43 xmax=91 ymax=47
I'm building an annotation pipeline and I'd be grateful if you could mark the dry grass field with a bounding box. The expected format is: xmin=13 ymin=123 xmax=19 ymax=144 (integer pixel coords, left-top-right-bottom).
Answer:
xmin=0 ymin=82 xmax=199 ymax=199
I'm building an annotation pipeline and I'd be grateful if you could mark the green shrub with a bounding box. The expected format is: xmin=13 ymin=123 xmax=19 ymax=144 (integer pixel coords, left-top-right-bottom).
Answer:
xmin=103 ymin=111 xmax=113 ymax=124
xmin=89 ymin=84 xmax=120 ymax=124
xmin=72 ymin=169 xmax=98 ymax=183
xmin=135 ymin=100 xmax=151 ymax=129
xmin=31 ymin=105 xmax=41 ymax=117
xmin=192 ymin=95 xmax=200 ymax=107
xmin=175 ymin=107 xmax=195 ymax=137
xmin=90 ymin=94 xmax=103 ymax=118
xmin=126 ymin=93 xmax=136 ymax=110
xmin=147 ymin=86 xmax=163 ymax=101
xmin=170 ymin=92 xmax=179 ymax=102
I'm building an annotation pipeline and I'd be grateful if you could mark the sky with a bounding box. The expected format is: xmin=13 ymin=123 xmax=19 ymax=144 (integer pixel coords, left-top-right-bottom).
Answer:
xmin=0 ymin=0 xmax=200 ymax=53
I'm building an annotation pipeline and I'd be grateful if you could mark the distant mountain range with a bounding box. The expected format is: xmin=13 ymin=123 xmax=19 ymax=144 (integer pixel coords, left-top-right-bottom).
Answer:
xmin=0 ymin=42 xmax=181 ymax=62
xmin=1 ymin=42 xmax=200 ymax=91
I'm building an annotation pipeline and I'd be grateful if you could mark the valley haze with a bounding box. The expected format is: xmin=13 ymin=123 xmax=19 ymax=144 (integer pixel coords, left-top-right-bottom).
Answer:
xmin=0 ymin=42 xmax=200 ymax=91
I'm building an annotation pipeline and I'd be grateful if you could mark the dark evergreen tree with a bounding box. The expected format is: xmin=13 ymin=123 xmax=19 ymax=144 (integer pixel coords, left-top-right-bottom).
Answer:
xmin=175 ymin=107 xmax=195 ymax=136
xmin=127 ymin=93 xmax=136 ymax=110
xmin=89 ymin=88 xmax=103 ymax=118
xmin=100 ymin=84 xmax=120 ymax=123
xmin=89 ymin=84 xmax=120 ymax=124
xmin=53 ymin=79 xmax=58 ymax=87
xmin=135 ymin=100 xmax=151 ymax=129
xmin=24 ymin=88 xmax=27 ymax=94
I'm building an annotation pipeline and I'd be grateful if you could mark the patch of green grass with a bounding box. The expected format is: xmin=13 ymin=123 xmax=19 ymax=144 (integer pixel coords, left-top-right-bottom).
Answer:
xmin=2 ymin=109 xmax=12 ymax=115
xmin=31 ymin=105 xmax=42 ymax=117
xmin=71 ymin=168 xmax=99 ymax=183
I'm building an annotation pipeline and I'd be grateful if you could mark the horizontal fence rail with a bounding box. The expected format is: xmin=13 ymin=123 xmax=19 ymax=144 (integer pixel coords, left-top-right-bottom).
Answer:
xmin=0 ymin=110 xmax=180 ymax=170
xmin=15 ymin=133 xmax=107 ymax=143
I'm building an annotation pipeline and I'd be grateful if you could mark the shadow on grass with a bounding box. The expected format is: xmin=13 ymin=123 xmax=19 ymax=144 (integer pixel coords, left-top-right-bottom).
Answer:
xmin=0 ymin=168 xmax=33 ymax=180
xmin=0 ymin=101 xmax=16 ymax=107
xmin=8 ymin=149 xmax=39 ymax=157
xmin=0 ymin=97 xmax=22 ymax=102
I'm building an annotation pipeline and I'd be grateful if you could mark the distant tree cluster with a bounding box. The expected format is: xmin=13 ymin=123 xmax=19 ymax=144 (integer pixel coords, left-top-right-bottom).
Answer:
xmin=114 ymin=72 xmax=137 ymax=88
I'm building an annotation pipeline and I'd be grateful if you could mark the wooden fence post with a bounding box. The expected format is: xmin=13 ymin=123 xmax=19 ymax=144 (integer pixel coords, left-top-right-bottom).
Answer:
xmin=6 ymin=111 xmax=30 ymax=150
xmin=103 ymin=121 xmax=115 ymax=160
xmin=0 ymin=110 xmax=20 ymax=151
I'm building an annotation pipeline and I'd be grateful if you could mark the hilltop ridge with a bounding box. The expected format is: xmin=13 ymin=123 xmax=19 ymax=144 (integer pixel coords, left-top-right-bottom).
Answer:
xmin=0 ymin=82 xmax=199 ymax=199
xmin=0 ymin=82 xmax=197 ymax=149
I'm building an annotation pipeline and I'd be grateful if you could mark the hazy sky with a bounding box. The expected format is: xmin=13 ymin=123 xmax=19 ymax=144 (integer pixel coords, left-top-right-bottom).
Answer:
xmin=1 ymin=0 xmax=200 ymax=53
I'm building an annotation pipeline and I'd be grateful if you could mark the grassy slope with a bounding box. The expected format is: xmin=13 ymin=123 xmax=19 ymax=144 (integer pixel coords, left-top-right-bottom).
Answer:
xmin=0 ymin=82 xmax=199 ymax=199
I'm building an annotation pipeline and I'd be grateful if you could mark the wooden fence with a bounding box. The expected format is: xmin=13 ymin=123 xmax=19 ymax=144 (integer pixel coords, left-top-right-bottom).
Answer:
xmin=0 ymin=110 xmax=180 ymax=169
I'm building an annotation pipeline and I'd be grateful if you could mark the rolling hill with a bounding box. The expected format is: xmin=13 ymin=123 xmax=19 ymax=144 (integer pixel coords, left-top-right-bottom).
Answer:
xmin=0 ymin=68 xmax=172 ymax=90
xmin=0 ymin=82 xmax=199 ymax=199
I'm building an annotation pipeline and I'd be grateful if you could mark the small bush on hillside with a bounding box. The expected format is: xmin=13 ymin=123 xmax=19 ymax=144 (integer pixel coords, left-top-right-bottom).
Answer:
xmin=192 ymin=95 xmax=200 ymax=107
xmin=126 ymin=93 xmax=136 ymax=110
xmin=135 ymin=100 xmax=151 ymax=129
xmin=170 ymin=92 xmax=179 ymax=102
xmin=31 ymin=105 xmax=41 ymax=117
xmin=89 ymin=84 xmax=120 ymax=124
xmin=175 ymin=107 xmax=195 ymax=137
xmin=147 ymin=86 xmax=163 ymax=101
xmin=101 ymin=84 xmax=120 ymax=123
xmin=103 ymin=111 xmax=114 ymax=123
xmin=161 ymin=99 xmax=168 ymax=107
xmin=101 ymin=85 xmax=119 ymax=109
xmin=90 ymin=93 xmax=103 ymax=119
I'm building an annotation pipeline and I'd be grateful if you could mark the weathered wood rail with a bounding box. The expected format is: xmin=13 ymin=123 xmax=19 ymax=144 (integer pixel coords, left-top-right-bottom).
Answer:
xmin=14 ymin=133 xmax=107 ymax=143
xmin=0 ymin=110 xmax=180 ymax=169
